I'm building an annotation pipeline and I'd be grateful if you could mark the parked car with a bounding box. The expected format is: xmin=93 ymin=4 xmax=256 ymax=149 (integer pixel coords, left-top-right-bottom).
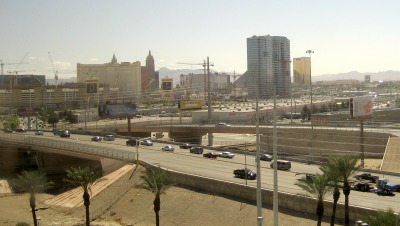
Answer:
xmin=233 ymin=168 xmax=257 ymax=180
xmin=258 ymin=154 xmax=273 ymax=161
xmin=140 ymin=140 xmax=153 ymax=146
xmin=4 ymin=128 xmax=13 ymax=133
xmin=126 ymin=138 xmax=139 ymax=146
xmin=355 ymin=173 xmax=379 ymax=183
xmin=53 ymin=129 xmax=64 ymax=135
xmin=190 ymin=147 xmax=203 ymax=154
xmin=179 ymin=143 xmax=193 ymax=149
xmin=215 ymin=122 xmax=231 ymax=127
xmin=35 ymin=130 xmax=44 ymax=135
xmin=15 ymin=128 xmax=27 ymax=133
xmin=60 ymin=130 xmax=70 ymax=138
xmin=203 ymin=152 xmax=219 ymax=158
xmin=270 ymin=160 xmax=291 ymax=171
xmin=91 ymin=136 xmax=102 ymax=142
xmin=219 ymin=152 xmax=235 ymax=158
xmin=104 ymin=135 xmax=115 ymax=141
xmin=162 ymin=145 xmax=174 ymax=151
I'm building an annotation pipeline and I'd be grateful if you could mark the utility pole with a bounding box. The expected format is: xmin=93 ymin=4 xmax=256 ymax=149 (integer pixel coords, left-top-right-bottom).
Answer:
xmin=207 ymin=57 xmax=213 ymax=146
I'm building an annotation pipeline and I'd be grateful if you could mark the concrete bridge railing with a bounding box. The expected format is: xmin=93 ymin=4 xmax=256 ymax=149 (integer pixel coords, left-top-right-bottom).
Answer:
xmin=0 ymin=133 xmax=136 ymax=162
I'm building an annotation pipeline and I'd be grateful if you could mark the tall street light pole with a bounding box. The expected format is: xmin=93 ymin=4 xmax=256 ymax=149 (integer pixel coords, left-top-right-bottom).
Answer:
xmin=306 ymin=50 xmax=314 ymax=164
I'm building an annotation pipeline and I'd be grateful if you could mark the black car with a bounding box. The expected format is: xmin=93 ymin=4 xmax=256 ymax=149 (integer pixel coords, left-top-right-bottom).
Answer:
xmin=203 ymin=152 xmax=219 ymax=158
xmin=15 ymin=128 xmax=27 ymax=133
xmin=258 ymin=154 xmax=273 ymax=161
xmin=91 ymin=136 xmax=102 ymax=141
xmin=60 ymin=130 xmax=70 ymax=138
xmin=4 ymin=128 xmax=13 ymax=133
xmin=233 ymin=169 xmax=257 ymax=180
xmin=126 ymin=138 xmax=139 ymax=146
xmin=179 ymin=143 xmax=193 ymax=149
xmin=355 ymin=173 xmax=379 ymax=183
xmin=190 ymin=147 xmax=203 ymax=154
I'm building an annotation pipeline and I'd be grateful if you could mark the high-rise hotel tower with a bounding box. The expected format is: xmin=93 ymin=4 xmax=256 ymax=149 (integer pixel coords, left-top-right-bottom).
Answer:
xmin=293 ymin=57 xmax=311 ymax=85
xmin=247 ymin=35 xmax=291 ymax=98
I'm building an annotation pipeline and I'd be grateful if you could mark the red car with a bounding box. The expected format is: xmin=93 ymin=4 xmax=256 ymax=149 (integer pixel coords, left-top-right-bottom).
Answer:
xmin=203 ymin=152 xmax=219 ymax=158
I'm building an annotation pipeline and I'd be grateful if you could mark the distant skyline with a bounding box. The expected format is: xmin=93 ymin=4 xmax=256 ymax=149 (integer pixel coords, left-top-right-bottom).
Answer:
xmin=1 ymin=0 xmax=400 ymax=79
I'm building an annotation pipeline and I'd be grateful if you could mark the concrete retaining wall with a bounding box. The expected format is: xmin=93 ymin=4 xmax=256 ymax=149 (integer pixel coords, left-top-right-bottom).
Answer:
xmin=140 ymin=161 xmax=377 ymax=223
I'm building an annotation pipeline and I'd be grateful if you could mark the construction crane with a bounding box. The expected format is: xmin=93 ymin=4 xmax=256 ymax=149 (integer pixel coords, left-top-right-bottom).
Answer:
xmin=48 ymin=51 xmax=59 ymax=88
xmin=176 ymin=61 xmax=212 ymax=100
xmin=1 ymin=53 xmax=29 ymax=75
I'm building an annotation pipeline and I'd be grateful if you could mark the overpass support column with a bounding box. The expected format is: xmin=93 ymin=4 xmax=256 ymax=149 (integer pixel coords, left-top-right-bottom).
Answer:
xmin=169 ymin=132 xmax=206 ymax=145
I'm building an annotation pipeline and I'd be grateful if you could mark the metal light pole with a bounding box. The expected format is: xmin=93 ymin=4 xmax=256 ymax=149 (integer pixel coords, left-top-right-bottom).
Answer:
xmin=255 ymin=87 xmax=263 ymax=226
xmin=207 ymin=57 xmax=214 ymax=146
xmin=306 ymin=50 xmax=314 ymax=164
xmin=273 ymin=86 xmax=278 ymax=226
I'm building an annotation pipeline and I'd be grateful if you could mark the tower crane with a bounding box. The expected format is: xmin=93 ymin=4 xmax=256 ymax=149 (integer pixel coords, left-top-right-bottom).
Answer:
xmin=1 ymin=52 xmax=29 ymax=75
xmin=48 ymin=51 xmax=59 ymax=88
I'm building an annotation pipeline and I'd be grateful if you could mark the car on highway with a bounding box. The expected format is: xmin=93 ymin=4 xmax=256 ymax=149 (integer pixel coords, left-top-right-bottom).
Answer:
xmin=233 ymin=168 xmax=257 ymax=180
xmin=270 ymin=160 xmax=291 ymax=170
xmin=179 ymin=143 xmax=193 ymax=149
xmin=352 ymin=182 xmax=372 ymax=192
xmin=219 ymin=152 xmax=235 ymax=158
xmin=91 ymin=136 xmax=102 ymax=142
xmin=295 ymin=173 xmax=316 ymax=182
xmin=355 ymin=173 xmax=379 ymax=183
xmin=393 ymin=184 xmax=400 ymax=192
xmin=4 ymin=128 xmax=13 ymax=133
xmin=126 ymin=138 xmax=139 ymax=146
xmin=104 ymin=135 xmax=115 ymax=141
xmin=162 ymin=145 xmax=174 ymax=151
xmin=15 ymin=128 xmax=27 ymax=133
xmin=203 ymin=152 xmax=219 ymax=158
xmin=215 ymin=122 xmax=231 ymax=127
xmin=60 ymin=130 xmax=70 ymax=138
xmin=35 ymin=130 xmax=44 ymax=135
xmin=258 ymin=154 xmax=273 ymax=161
xmin=140 ymin=140 xmax=153 ymax=146
xmin=190 ymin=147 xmax=203 ymax=154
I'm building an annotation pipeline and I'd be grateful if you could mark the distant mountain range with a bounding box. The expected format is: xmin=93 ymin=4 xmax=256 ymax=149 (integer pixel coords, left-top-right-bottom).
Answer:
xmin=48 ymin=69 xmax=400 ymax=85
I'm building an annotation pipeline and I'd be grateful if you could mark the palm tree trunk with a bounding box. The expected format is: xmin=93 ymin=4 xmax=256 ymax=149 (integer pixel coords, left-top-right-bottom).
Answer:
xmin=154 ymin=194 xmax=161 ymax=226
xmin=343 ymin=182 xmax=351 ymax=226
xmin=316 ymin=200 xmax=324 ymax=226
xmin=330 ymin=186 xmax=340 ymax=226
xmin=83 ymin=191 xmax=91 ymax=226
xmin=30 ymin=193 xmax=38 ymax=226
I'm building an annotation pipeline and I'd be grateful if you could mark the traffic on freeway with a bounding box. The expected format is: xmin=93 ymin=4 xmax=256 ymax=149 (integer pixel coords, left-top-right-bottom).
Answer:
xmin=1 ymin=130 xmax=400 ymax=213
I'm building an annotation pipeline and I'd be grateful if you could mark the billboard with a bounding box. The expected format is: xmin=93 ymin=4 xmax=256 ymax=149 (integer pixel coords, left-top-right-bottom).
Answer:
xmin=350 ymin=97 xmax=373 ymax=118
xmin=98 ymin=103 xmax=136 ymax=118
xmin=178 ymin=100 xmax=203 ymax=110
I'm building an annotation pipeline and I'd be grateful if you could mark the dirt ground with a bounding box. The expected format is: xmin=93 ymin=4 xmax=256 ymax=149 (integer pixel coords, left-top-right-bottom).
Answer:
xmin=0 ymin=164 xmax=347 ymax=226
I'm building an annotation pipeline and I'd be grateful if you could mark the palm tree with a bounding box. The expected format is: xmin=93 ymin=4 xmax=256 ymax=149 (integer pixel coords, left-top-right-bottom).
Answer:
xmin=138 ymin=166 xmax=173 ymax=226
xmin=366 ymin=208 xmax=400 ymax=226
xmin=322 ymin=155 xmax=358 ymax=226
xmin=64 ymin=167 xmax=101 ymax=226
xmin=320 ymin=158 xmax=342 ymax=226
xmin=15 ymin=170 xmax=53 ymax=226
xmin=295 ymin=173 xmax=333 ymax=226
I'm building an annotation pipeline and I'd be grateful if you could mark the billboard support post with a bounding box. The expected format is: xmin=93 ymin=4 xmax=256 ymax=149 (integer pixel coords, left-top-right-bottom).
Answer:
xmin=360 ymin=119 xmax=364 ymax=168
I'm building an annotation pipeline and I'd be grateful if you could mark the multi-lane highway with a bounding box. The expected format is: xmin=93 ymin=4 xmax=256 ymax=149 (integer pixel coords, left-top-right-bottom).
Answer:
xmin=2 ymin=131 xmax=400 ymax=213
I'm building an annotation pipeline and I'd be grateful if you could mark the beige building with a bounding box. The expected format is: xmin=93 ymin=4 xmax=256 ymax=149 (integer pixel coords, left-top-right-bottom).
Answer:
xmin=77 ymin=54 xmax=142 ymax=100
xmin=293 ymin=57 xmax=311 ymax=85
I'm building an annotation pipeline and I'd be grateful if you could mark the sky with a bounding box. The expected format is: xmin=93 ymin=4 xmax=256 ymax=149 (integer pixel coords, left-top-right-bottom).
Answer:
xmin=1 ymin=0 xmax=400 ymax=79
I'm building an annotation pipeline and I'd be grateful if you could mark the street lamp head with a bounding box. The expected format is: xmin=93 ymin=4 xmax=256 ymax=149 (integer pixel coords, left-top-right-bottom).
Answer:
xmin=306 ymin=50 xmax=314 ymax=54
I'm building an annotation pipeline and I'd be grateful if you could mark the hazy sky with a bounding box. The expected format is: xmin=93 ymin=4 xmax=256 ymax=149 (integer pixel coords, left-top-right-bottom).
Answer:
xmin=1 ymin=0 xmax=399 ymax=79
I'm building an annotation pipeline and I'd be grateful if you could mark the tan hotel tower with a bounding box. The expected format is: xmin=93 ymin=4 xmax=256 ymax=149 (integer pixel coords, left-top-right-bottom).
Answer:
xmin=293 ymin=57 xmax=311 ymax=85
